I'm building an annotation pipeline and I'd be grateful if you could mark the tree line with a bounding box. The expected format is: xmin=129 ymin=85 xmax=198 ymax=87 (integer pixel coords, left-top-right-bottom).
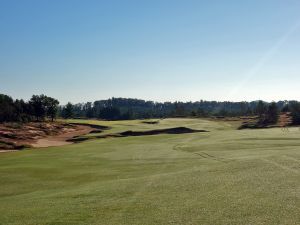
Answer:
xmin=59 ymin=97 xmax=300 ymax=125
xmin=2 ymin=94 xmax=300 ymax=125
xmin=0 ymin=94 xmax=59 ymax=122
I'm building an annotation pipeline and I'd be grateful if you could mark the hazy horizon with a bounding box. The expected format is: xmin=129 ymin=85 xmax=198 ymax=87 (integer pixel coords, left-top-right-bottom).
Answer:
xmin=1 ymin=0 xmax=300 ymax=104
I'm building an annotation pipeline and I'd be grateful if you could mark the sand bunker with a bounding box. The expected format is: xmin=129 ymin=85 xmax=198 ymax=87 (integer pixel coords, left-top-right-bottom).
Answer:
xmin=0 ymin=122 xmax=105 ymax=151
xmin=31 ymin=124 xmax=97 ymax=148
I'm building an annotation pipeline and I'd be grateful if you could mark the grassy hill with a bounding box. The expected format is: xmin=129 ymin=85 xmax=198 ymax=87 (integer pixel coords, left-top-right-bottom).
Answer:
xmin=0 ymin=118 xmax=299 ymax=225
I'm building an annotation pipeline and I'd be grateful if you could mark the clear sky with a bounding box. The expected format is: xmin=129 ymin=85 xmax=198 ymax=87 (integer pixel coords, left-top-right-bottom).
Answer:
xmin=1 ymin=0 xmax=300 ymax=104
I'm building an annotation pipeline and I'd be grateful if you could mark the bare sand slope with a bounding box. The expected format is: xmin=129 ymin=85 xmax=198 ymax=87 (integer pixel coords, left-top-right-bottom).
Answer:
xmin=0 ymin=123 xmax=100 ymax=152
xmin=32 ymin=125 xmax=94 ymax=148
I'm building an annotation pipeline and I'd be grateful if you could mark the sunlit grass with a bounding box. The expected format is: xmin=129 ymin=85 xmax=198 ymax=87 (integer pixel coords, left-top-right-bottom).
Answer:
xmin=0 ymin=119 xmax=299 ymax=224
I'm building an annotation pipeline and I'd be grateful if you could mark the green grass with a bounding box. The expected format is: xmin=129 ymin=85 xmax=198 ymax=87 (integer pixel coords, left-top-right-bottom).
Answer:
xmin=0 ymin=118 xmax=300 ymax=225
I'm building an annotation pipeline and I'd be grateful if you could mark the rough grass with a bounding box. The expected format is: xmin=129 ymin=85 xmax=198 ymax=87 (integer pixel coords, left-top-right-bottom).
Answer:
xmin=0 ymin=118 xmax=300 ymax=225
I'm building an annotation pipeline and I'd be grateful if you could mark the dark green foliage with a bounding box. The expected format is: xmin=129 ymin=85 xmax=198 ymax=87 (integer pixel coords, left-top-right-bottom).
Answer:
xmin=57 ymin=98 xmax=296 ymax=121
xmin=99 ymin=107 xmax=121 ymax=120
xmin=0 ymin=94 xmax=15 ymax=122
xmin=14 ymin=99 xmax=32 ymax=122
xmin=121 ymin=109 xmax=134 ymax=120
xmin=190 ymin=111 xmax=197 ymax=117
xmin=1 ymin=93 xmax=298 ymax=122
xmin=174 ymin=102 xmax=186 ymax=117
xmin=0 ymin=93 xmax=59 ymax=122
xmin=46 ymin=97 xmax=60 ymax=122
xmin=265 ymin=102 xmax=279 ymax=124
xmin=255 ymin=100 xmax=267 ymax=117
xmin=289 ymin=102 xmax=300 ymax=125
xmin=29 ymin=95 xmax=60 ymax=121
xmin=29 ymin=95 xmax=47 ymax=121
xmin=256 ymin=102 xmax=279 ymax=125
xmin=196 ymin=108 xmax=209 ymax=117
xmin=62 ymin=102 xmax=74 ymax=119
xmin=85 ymin=102 xmax=94 ymax=118
xmin=281 ymin=104 xmax=289 ymax=112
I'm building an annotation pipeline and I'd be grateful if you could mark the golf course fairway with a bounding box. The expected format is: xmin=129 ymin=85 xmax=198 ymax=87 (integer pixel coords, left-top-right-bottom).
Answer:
xmin=0 ymin=118 xmax=299 ymax=225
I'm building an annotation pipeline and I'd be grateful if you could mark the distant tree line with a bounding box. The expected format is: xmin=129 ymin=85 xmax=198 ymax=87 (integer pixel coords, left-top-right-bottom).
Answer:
xmin=58 ymin=97 xmax=300 ymax=125
xmin=2 ymin=94 xmax=300 ymax=126
xmin=0 ymin=94 xmax=59 ymax=122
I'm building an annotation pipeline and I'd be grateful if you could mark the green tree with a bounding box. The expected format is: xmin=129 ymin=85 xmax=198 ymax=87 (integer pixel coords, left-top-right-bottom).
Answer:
xmin=281 ymin=104 xmax=289 ymax=112
xmin=99 ymin=107 xmax=121 ymax=120
xmin=255 ymin=100 xmax=267 ymax=117
xmin=29 ymin=95 xmax=47 ymax=121
xmin=290 ymin=102 xmax=300 ymax=125
xmin=46 ymin=97 xmax=60 ymax=122
xmin=196 ymin=108 xmax=208 ymax=117
xmin=62 ymin=102 xmax=74 ymax=119
xmin=0 ymin=94 xmax=15 ymax=122
xmin=266 ymin=102 xmax=279 ymax=124
xmin=14 ymin=99 xmax=31 ymax=122
xmin=190 ymin=110 xmax=197 ymax=117
xmin=85 ymin=102 xmax=94 ymax=118
xmin=174 ymin=102 xmax=185 ymax=117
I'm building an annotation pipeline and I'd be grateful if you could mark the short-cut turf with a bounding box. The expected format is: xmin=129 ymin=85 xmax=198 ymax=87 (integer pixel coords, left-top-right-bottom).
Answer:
xmin=0 ymin=118 xmax=299 ymax=225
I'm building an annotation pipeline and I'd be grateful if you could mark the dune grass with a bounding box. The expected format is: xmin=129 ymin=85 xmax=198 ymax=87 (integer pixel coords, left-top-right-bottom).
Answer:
xmin=0 ymin=118 xmax=300 ymax=225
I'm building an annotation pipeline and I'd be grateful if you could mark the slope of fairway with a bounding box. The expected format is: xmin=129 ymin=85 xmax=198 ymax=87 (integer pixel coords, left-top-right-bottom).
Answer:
xmin=0 ymin=119 xmax=300 ymax=225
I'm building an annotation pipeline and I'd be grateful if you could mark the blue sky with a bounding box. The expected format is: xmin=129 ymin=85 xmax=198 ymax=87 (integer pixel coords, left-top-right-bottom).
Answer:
xmin=1 ymin=0 xmax=300 ymax=104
